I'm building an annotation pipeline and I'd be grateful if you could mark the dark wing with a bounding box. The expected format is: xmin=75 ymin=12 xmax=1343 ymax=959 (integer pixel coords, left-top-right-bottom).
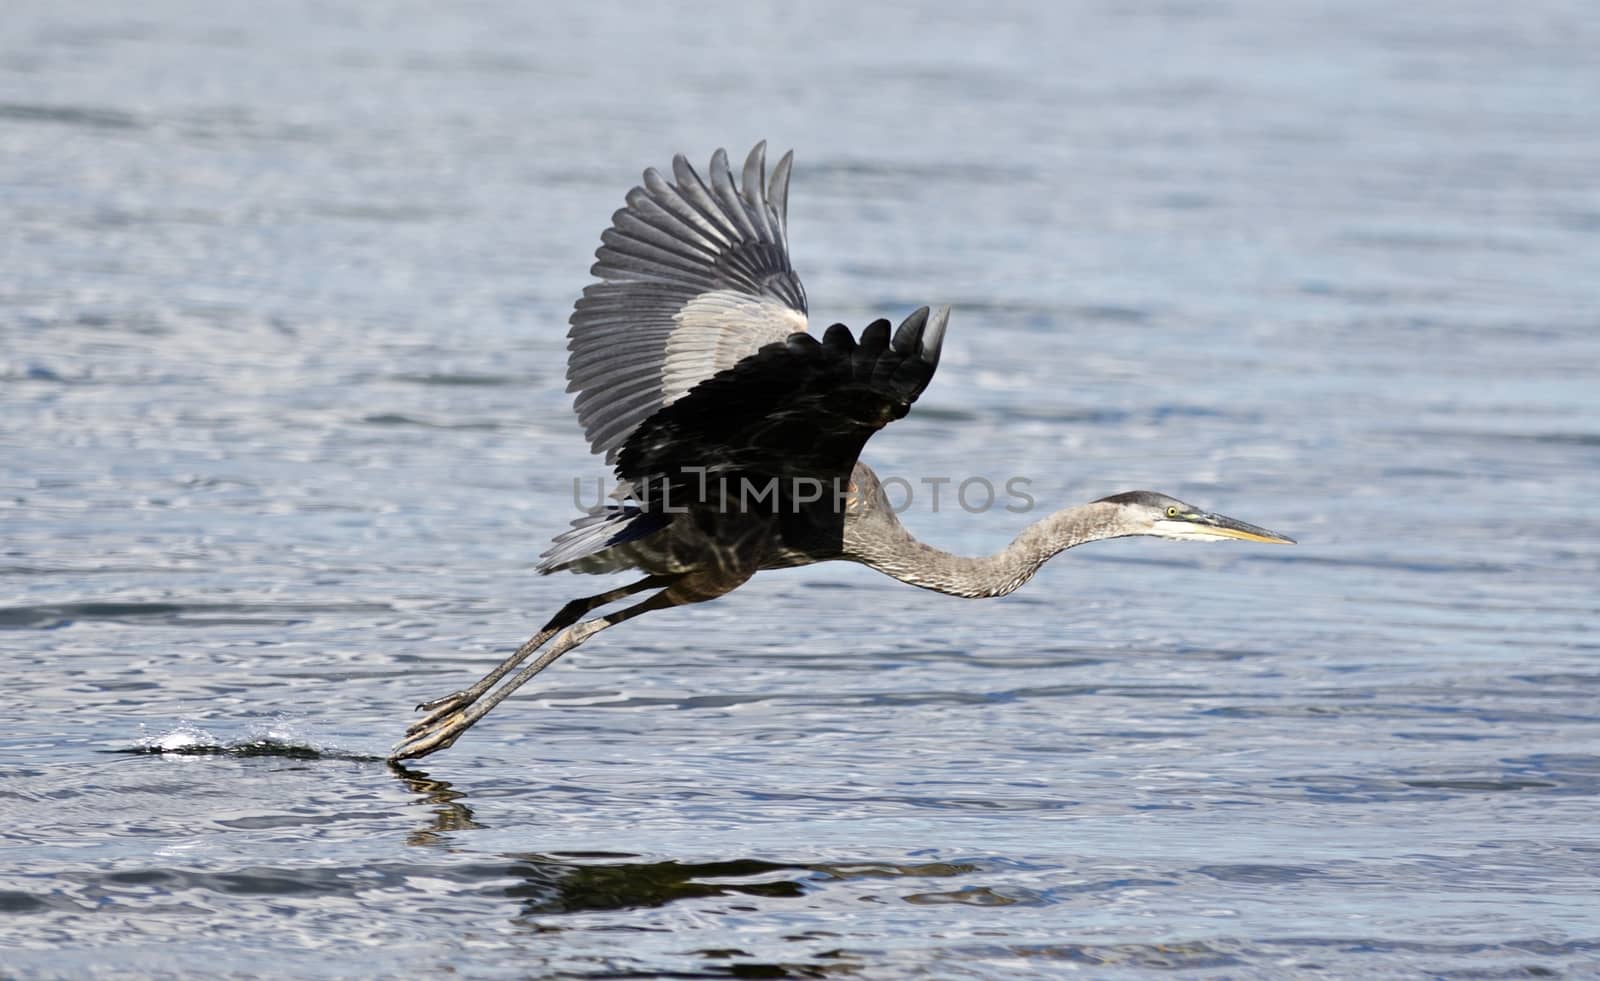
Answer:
xmin=615 ymin=307 xmax=950 ymax=511
xmin=567 ymin=142 xmax=809 ymax=463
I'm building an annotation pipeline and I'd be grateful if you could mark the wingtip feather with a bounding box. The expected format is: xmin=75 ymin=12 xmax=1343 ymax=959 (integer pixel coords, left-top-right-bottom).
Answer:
xmin=742 ymin=141 xmax=774 ymax=240
xmin=891 ymin=306 xmax=930 ymax=354
xmin=921 ymin=305 xmax=951 ymax=366
xmin=743 ymin=141 xmax=767 ymax=194
xmin=769 ymin=150 xmax=795 ymax=232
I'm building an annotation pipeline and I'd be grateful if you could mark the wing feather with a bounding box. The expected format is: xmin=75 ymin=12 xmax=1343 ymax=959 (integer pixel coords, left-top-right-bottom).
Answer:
xmin=709 ymin=149 xmax=761 ymax=243
xmin=741 ymin=147 xmax=774 ymax=243
xmin=567 ymin=142 xmax=808 ymax=462
xmin=767 ymin=152 xmax=793 ymax=240
xmin=671 ymin=154 xmax=741 ymax=241
xmin=615 ymin=307 xmax=951 ymax=513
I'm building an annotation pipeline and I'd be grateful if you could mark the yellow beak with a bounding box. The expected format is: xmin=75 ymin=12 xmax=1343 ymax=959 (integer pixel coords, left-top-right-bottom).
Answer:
xmin=1192 ymin=511 xmax=1297 ymax=545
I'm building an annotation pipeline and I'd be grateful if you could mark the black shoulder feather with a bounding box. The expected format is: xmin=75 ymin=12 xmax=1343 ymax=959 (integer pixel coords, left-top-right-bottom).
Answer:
xmin=615 ymin=306 xmax=950 ymax=513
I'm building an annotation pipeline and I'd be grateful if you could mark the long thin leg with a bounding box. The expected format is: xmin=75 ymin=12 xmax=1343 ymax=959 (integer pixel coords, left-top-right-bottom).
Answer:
xmin=406 ymin=575 xmax=669 ymax=735
xmin=390 ymin=587 xmax=685 ymax=762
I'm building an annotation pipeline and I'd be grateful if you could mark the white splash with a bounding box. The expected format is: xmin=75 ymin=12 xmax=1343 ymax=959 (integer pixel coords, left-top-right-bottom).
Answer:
xmin=141 ymin=721 xmax=223 ymax=752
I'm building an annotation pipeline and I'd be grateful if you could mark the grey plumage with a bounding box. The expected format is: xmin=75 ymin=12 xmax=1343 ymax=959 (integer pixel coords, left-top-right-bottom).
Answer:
xmin=391 ymin=144 xmax=1294 ymax=763
xmin=568 ymin=142 xmax=808 ymax=463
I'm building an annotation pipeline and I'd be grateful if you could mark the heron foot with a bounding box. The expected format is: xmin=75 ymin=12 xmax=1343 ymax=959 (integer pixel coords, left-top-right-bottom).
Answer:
xmin=407 ymin=689 xmax=477 ymax=735
xmin=391 ymin=594 xmax=651 ymax=761
xmin=390 ymin=709 xmax=473 ymax=762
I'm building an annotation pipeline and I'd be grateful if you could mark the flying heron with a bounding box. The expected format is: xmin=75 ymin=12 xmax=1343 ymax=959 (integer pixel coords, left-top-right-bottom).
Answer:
xmin=390 ymin=142 xmax=1294 ymax=762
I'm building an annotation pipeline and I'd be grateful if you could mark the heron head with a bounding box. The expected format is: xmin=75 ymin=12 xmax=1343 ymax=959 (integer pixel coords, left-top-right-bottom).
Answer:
xmin=1095 ymin=490 xmax=1296 ymax=544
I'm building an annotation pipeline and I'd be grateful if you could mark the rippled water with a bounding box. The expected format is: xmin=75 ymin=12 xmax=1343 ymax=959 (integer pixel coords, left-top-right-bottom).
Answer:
xmin=5 ymin=1 xmax=1600 ymax=976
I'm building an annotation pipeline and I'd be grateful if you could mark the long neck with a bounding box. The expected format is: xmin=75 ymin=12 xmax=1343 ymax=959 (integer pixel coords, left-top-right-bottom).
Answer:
xmin=845 ymin=501 xmax=1132 ymax=598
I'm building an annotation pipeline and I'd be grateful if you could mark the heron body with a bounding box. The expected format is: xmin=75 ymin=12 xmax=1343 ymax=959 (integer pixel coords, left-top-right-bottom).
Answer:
xmin=390 ymin=144 xmax=1293 ymax=762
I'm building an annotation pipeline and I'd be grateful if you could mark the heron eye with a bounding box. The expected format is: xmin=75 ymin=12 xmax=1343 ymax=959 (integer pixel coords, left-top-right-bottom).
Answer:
xmin=1166 ymin=506 xmax=1180 ymax=518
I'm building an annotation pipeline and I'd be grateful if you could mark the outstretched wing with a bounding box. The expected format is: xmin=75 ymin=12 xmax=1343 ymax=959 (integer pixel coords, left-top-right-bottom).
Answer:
xmin=616 ymin=307 xmax=950 ymax=512
xmin=567 ymin=142 xmax=809 ymax=463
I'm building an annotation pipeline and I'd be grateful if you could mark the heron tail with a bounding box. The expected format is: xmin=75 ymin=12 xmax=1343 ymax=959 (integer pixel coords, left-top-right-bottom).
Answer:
xmin=537 ymin=506 xmax=668 ymax=575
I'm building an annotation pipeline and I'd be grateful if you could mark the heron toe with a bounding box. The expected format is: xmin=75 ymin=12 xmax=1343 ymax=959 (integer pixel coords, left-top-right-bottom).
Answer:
xmin=390 ymin=711 xmax=469 ymax=762
xmin=407 ymin=692 xmax=477 ymax=735
xmin=416 ymin=689 xmax=472 ymax=713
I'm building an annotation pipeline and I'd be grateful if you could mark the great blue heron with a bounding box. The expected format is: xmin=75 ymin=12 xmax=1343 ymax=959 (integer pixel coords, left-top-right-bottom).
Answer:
xmin=390 ymin=142 xmax=1294 ymax=762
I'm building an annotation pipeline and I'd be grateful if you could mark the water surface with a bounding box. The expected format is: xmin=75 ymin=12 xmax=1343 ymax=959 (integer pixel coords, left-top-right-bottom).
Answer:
xmin=4 ymin=0 xmax=1600 ymax=976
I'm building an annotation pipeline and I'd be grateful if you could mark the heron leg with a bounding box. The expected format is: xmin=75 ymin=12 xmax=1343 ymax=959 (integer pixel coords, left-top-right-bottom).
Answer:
xmin=406 ymin=575 xmax=670 ymax=734
xmin=389 ymin=586 xmax=686 ymax=762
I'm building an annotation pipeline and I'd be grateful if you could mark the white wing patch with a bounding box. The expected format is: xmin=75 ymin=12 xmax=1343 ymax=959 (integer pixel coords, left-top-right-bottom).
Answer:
xmin=662 ymin=290 xmax=809 ymax=405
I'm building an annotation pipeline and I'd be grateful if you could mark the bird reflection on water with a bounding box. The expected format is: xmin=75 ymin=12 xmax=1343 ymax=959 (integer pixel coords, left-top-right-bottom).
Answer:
xmin=389 ymin=767 xmax=1244 ymax=974
xmin=391 ymin=765 xmax=486 ymax=845
xmin=391 ymin=763 xmax=984 ymax=977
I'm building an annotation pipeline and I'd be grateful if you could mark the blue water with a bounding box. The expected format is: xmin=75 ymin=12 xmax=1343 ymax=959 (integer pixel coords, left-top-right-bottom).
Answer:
xmin=4 ymin=1 xmax=1600 ymax=976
